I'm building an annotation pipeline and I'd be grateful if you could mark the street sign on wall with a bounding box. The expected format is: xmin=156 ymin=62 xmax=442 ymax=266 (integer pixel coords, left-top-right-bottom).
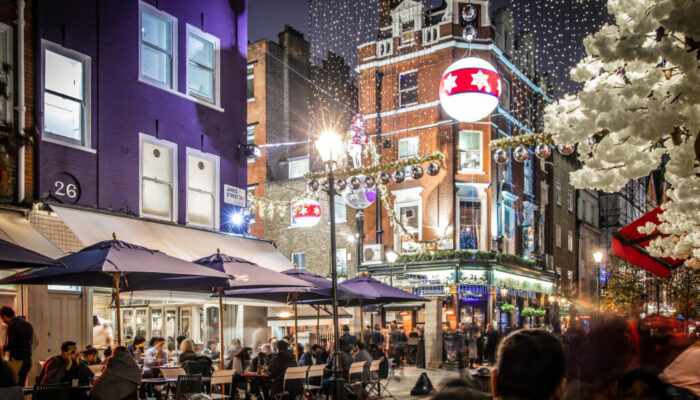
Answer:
xmin=223 ymin=184 xmax=246 ymax=207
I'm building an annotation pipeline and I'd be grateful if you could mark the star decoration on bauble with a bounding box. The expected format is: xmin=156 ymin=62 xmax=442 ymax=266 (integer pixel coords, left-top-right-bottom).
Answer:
xmin=471 ymin=70 xmax=491 ymax=92
xmin=443 ymin=73 xmax=458 ymax=94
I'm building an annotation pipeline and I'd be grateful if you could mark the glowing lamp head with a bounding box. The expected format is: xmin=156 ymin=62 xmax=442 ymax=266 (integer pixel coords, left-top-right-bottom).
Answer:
xmin=439 ymin=57 xmax=500 ymax=123
xmin=593 ymin=251 xmax=604 ymax=263
xmin=315 ymin=130 xmax=343 ymax=162
xmin=231 ymin=212 xmax=245 ymax=226
xmin=386 ymin=250 xmax=398 ymax=264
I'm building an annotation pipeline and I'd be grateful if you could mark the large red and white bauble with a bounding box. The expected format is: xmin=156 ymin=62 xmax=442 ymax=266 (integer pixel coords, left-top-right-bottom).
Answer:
xmin=292 ymin=199 xmax=321 ymax=227
xmin=439 ymin=57 xmax=501 ymax=122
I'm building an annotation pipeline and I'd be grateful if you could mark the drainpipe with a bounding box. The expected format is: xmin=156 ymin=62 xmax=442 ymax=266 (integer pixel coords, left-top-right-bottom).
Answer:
xmin=16 ymin=0 xmax=26 ymax=204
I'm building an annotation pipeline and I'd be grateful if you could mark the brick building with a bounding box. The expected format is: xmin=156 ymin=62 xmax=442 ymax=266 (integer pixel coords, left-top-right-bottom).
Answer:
xmin=355 ymin=0 xmax=560 ymax=367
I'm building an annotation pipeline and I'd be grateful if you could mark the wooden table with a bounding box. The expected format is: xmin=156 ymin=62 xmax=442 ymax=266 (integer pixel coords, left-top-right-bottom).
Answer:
xmin=239 ymin=373 xmax=269 ymax=378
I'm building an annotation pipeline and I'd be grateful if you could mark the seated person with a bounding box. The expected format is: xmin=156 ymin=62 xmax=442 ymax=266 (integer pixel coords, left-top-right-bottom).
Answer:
xmin=91 ymin=346 xmax=142 ymax=400
xmin=491 ymin=329 xmax=566 ymax=400
xmin=178 ymin=339 xmax=198 ymax=365
xmin=299 ymin=344 xmax=325 ymax=366
xmin=201 ymin=339 xmax=220 ymax=362
xmin=82 ymin=345 xmax=102 ymax=365
xmin=322 ymin=339 xmax=353 ymax=393
xmin=102 ymin=347 xmax=112 ymax=365
xmin=269 ymin=341 xmax=302 ymax=397
xmin=369 ymin=343 xmax=389 ymax=379
xmin=251 ymin=344 xmax=272 ymax=372
xmin=231 ymin=347 xmax=252 ymax=373
xmin=127 ymin=336 xmax=146 ymax=362
xmin=39 ymin=341 xmax=94 ymax=384
xmin=143 ymin=337 xmax=168 ymax=378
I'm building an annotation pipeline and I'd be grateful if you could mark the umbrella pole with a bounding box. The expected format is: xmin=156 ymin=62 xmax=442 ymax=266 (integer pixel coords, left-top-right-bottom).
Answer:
xmin=317 ymin=307 xmax=320 ymax=345
xmin=293 ymin=297 xmax=299 ymax=363
xmin=360 ymin=299 xmax=364 ymax=343
xmin=114 ymin=273 xmax=122 ymax=346
xmin=219 ymin=292 xmax=225 ymax=370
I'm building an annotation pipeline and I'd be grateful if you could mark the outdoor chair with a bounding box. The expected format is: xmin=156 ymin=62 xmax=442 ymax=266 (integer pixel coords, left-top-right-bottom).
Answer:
xmin=0 ymin=386 xmax=23 ymax=400
xmin=32 ymin=382 xmax=70 ymax=400
xmin=366 ymin=360 xmax=382 ymax=398
xmin=172 ymin=374 xmax=203 ymax=400
xmin=304 ymin=364 xmax=326 ymax=400
xmin=272 ymin=366 xmax=308 ymax=400
xmin=378 ymin=359 xmax=395 ymax=399
xmin=162 ymin=367 xmax=187 ymax=379
xmin=344 ymin=361 xmax=368 ymax=399
xmin=209 ymin=369 xmax=234 ymax=399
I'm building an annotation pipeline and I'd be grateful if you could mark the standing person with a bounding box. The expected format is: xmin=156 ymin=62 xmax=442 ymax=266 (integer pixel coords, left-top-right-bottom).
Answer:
xmin=467 ymin=329 xmax=478 ymax=369
xmin=484 ymin=323 xmax=500 ymax=366
xmin=389 ymin=321 xmax=407 ymax=366
xmin=92 ymin=316 xmax=115 ymax=348
xmin=476 ymin=329 xmax=484 ymax=366
xmin=340 ymin=325 xmax=357 ymax=348
xmin=370 ymin=324 xmax=385 ymax=348
xmin=0 ymin=306 xmax=33 ymax=386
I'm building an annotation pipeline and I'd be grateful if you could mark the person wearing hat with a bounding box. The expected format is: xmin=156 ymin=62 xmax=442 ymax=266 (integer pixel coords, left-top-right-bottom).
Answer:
xmin=92 ymin=316 xmax=115 ymax=347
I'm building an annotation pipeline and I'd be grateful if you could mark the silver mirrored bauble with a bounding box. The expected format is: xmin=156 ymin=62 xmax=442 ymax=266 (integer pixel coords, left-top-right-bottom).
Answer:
xmin=426 ymin=162 xmax=440 ymax=176
xmin=534 ymin=144 xmax=552 ymax=159
xmin=349 ymin=176 xmax=362 ymax=190
xmin=411 ymin=165 xmax=424 ymax=179
xmin=342 ymin=175 xmax=377 ymax=210
xmin=393 ymin=170 xmax=405 ymax=184
xmin=307 ymin=180 xmax=319 ymax=192
xmin=557 ymin=144 xmax=575 ymax=156
xmin=335 ymin=178 xmax=347 ymax=192
xmin=321 ymin=180 xmax=330 ymax=191
xmin=364 ymin=176 xmax=376 ymax=188
xmin=513 ymin=146 xmax=529 ymax=162
xmin=493 ymin=149 xmax=508 ymax=165
xmin=462 ymin=4 xmax=477 ymax=22
xmin=462 ymin=25 xmax=477 ymax=42
xmin=377 ymin=172 xmax=391 ymax=185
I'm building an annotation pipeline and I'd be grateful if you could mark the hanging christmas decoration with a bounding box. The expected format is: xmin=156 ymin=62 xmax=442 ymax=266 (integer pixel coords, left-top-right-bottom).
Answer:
xmin=377 ymin=172 xmax=391 ymax=185
xmin=348 ymin=114 xmax=369 ymax=168
xmin=513 ymin=146 xmax=530 ymax=162
xmin=364 ymin=176 xmax=375 ymax=189
xmin=489 ymin=132 xmax=554 ymax=151
xmin=557 ymin=144 xmax=575 ymax=156
xmin=307 ymin=180 xmax=319 ymax=192
xmin=461 ymin=4 xmax=477 ymax=22
xmin=321 ymin=180 xmax=330 ymax=192
xmin=335 ymin=178 xmax=347 ymax=192
xmin=411 ymin=165 xmax=424 ymax=179
xmin=292 ymin=199 xmax=322 ymax=228
xmin=534 ymin=144 xmax=552 ymax=159
xmin=439 ymin=57 xmax=500 ymax=123
xmin=343 ymin=175 xmax=376 ymax=209
xmin=493 ymin=149 xmax=509 ymax=164
xmin=462 ymin=25 xmax=477 ymax=42
xmin=426 ymin=162 xmax=440 ymax=176
xmin=393 ymin=170 xmax=405 ymax=184
xmin=349 ymin=176 xmax=361 ymax=190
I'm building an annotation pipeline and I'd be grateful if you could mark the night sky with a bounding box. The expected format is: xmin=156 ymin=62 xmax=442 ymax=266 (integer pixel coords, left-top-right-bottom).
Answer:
xmin=248 ymin=0 xmax=308 ymax=43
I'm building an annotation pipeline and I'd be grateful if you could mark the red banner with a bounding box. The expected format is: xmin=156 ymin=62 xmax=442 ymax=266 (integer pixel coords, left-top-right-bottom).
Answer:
xmin=440 ymin=68 xmax=500 ymax=98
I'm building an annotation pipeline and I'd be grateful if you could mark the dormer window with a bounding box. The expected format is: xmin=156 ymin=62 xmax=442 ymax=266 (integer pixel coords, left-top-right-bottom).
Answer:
xmin=402 ymin=20 xmax=414 ymax=33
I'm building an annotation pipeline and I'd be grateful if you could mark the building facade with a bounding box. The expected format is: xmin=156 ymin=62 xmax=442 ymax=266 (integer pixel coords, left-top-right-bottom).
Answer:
xmin=355 ymin=0 xmax=559 ymax=367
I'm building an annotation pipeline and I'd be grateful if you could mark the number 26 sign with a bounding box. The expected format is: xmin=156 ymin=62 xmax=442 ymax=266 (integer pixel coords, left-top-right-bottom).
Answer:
xmin=50 ymin=172 xmax=81 ymax=204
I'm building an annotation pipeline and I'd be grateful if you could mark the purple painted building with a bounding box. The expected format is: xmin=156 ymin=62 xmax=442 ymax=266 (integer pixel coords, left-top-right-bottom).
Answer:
xmin=37 ymin=0 xmax=249 ymax=233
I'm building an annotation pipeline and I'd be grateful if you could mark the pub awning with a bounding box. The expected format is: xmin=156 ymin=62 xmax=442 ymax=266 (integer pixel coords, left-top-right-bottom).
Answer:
xmin=49 ymin=204 xmax=292 ymax=272
xmin=611 ymin=206 xmax=685 ymax=279
xmin=0 ymin=208 xmax=64 ymax=259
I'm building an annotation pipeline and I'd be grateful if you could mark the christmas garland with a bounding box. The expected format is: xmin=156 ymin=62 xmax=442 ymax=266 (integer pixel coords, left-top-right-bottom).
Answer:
xmin=303 ymin=152 xmax=445 ymax=181
xmin=248 ymin=191 xmax=320 ymax=221
xmin=488 ymin=133 xmax=554 ymax=150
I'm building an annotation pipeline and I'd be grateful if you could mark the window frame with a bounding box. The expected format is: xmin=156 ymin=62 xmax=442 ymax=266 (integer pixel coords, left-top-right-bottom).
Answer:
xmin=398 ymin=70 xmax=418 ymax=108
xmin=556 ymin=224 xmax=562 ymax=248
xmin=185 ymin=24 xmax=220 ymax=106
xmin=41 ymin=40 xmax=92 ymax=151
xmin=247 ymin=64 xmax=255 ymax=102
xmin=138 ymin=1 xmax=178 ymax=91
xmin=288 ymin=157 xmax=309 ymax=179
xmin=458 ymin=130 xmax=483 ymax=173
xmin=336 ymin=248 xmax=348 ymax=276
xmin=246 ymin=124 xmax=256 ymax=146
xmin=0 ymin=23 xmax=12 ymax=126
xmin=291 ymin=252 xmax=306 ymax=269
xmin=523 ymin=157 xmax=532 ymax=194
xmin=500 ymin=76 xmax=511 ymax=111
xmin=555 ymin=182 xmax=562 ymax=206
xmin=398 ymin=137 xmax=419 ymax=159
xmin=185 ymin=147 xmax=221 ymax=230
xmin=394 ymin=200 xmax=422 ymax=254
xmin=334 ymin=195 xmax=347 ymax=223
xmin=456 ymin=183 xmax=488 ymax=252
xmin=567 ymin=189 xmax=574 ymax=212
xmin=139 ymin=133 xmax=178 ymax=222
xmin=567 ymin=230 xmax=574 ymax=252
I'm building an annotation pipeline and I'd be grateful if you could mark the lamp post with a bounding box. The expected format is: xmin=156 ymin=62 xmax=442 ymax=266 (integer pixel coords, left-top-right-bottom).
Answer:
xmin=593 ymin=251 xmax=604 ymax=312
xmin=315 ymin=130 xmax=345 ymax=400
xmin=386 ymin=250 xmax=398 ymax=287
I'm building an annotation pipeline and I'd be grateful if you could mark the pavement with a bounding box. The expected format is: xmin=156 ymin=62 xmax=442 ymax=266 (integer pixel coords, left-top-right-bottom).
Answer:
xmin=384 ymin=365 xmax=490 ymax=399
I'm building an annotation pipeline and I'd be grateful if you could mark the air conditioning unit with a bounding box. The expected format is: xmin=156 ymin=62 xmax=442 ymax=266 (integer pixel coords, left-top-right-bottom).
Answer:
xmin=363 ymin=244 xmax=384 ymax=264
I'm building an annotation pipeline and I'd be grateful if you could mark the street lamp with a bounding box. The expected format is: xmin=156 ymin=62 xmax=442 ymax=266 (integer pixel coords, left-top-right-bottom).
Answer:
xmin=386 ymin=250 xmax=398 ymax=286
xmin=593 ymin=251 xmax=603 ymax=312
xmin=314 ymin=130 xmax=345 ymax=400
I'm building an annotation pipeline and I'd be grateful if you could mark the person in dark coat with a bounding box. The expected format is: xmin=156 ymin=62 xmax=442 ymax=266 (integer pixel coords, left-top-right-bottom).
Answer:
xmin=369 ymin=343 xmax=389 ymax=379
xmin=340 ymin=325 xmax=357 ymax=349
xmin=299 ymin=344 xmax=325 ymax=366
xmin=91 ymin=346 xmax=142 ymax=400
xmin=268 ymin=340 xmax=302 ymax=397
xmin=178 ymin=339 xmax=198 ymax=365
xmin=484 ymin=323 xmax=500 ymax=366
xmin=127 ymin=336 xmax=145 ymax=362
xmin=0 ymin=306 xmax=33 ymax=386
xmin=39 ymin=341 xmax=94 ymax=385
xmin=370 ymin=324 xmax=385 ymax=347
xmin=476 ymin=330 xmax=485 ymax=366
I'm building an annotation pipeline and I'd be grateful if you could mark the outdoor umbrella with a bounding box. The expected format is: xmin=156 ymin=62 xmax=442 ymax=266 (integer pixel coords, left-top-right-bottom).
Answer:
xmin=131 ymin=251 xmax=314 ymax=368
xmin=0 ymin=239 xmax=232 ymax=344
xmin=0 ymin=238 xmax=64 ymax=269
xmin=303 ymin=275 xmax=429 ymax=341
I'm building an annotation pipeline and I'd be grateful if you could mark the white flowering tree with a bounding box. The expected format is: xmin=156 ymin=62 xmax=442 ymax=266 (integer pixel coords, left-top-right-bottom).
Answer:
xmin=543 ymin=0 xmax=700 ymax=266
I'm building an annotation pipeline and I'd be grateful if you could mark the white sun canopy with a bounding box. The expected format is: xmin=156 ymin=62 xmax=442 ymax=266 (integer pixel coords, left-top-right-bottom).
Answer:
xmin=50 ymin=205 xmax=292 ymax=271
xmin=0 ymin=209 xmax=64 ymax=258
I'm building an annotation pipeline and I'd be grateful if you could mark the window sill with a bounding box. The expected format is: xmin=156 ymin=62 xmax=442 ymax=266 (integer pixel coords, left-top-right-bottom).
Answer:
xmin=247 ymin=98 xmax=255 ymax=103
xmin=42 ymin=136 xmax=96 ymax=154
xmin=186 ymin=221 xmax=219 ymax=231
xmin=457 ymin=169 xmax=486 ymax=175
xmin=247 ymin=158 xmax=256 ymax=164
xmin=137 ymin=77 xmax=225 ymax=112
